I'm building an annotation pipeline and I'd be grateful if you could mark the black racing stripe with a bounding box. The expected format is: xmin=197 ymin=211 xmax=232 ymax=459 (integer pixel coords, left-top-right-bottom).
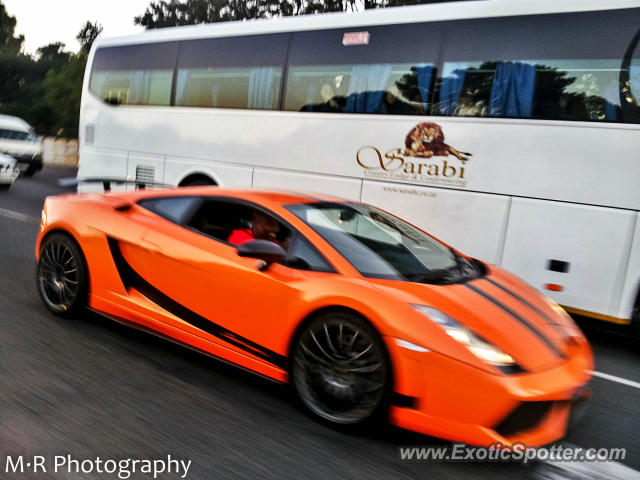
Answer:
xmin=463 ymin=282 xmax=565 ymax=359
xmin=107 ymin=238 xmax=288 ymax=369
xmin=482 ymin=278 xmax=565 ymax=335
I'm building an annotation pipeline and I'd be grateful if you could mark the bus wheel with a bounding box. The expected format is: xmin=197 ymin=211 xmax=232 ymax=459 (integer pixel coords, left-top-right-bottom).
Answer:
xmin=179 ymin=174 xmax=216 ymax=187
xmin=633 ymin=293 xmax=640 ymax=338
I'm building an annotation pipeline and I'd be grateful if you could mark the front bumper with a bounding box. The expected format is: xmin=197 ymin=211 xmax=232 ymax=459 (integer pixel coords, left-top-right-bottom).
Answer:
xmin=0 ymin=167 xmax=19 ymax=185
xmin=386 ymin=336 xmax=592 ymax=447
xmin=12 ymin=153 xmax=43 ymax=171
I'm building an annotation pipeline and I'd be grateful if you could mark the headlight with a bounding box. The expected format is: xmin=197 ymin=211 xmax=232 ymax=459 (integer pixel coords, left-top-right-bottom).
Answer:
xmin=412 ymin=305 xmax=516 ymax=367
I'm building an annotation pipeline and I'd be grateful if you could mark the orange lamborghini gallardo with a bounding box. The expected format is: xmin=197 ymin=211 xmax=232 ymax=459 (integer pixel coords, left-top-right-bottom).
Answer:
xmin=35 ymin=186 xmax=592 ymax=446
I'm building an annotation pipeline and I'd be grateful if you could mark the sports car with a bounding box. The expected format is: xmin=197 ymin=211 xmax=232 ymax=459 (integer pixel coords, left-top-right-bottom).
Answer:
xmin=35 ymin=185 xmax=593 ymax=446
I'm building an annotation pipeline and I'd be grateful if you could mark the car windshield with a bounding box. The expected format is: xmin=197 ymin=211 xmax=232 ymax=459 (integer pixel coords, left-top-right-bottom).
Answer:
xmin=0 ymin=128 xmax=38 ymax=142
xmin=286 ymin=202 xmax=483 ymax=284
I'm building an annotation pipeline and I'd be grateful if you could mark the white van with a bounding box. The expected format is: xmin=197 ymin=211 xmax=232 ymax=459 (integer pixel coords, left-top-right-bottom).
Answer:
xmin=0 ymin=114 xmax=43 ymax=176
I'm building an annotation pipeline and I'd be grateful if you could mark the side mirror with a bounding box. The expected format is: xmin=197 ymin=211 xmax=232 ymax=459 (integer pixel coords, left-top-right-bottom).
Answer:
xmin=237 ymin=240 xmax=286 ymax=270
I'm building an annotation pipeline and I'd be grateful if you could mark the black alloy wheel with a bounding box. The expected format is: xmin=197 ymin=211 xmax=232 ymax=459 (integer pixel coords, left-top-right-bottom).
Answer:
xmin=291 ymin=312 xmax=390 ymax=426
xmin=37 ymin=233 xmax=88 ymax=316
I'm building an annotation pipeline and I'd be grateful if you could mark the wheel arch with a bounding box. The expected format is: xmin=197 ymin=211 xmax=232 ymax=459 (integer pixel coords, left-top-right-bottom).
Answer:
xmin=287 ymin=306 xmax=376 ymax=357
xmin=178 ymin=173 xmax=218 ymax=187
xmin=38 ymin=227 xmax=84 ymax=257
xmin=176 ymin=166 xmax=221 ymax=187
xmin=38 ymin=228 xmax=90 ymax=284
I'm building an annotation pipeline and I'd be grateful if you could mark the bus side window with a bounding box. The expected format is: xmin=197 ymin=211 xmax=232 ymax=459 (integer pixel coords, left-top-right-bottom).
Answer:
xmin=90 ymin=42 xmax=178 ymax=106
xmin=174 ymin=34 xmax=288 ymax=111
xmin=437 ymin=10 xmax=640 ymax=124
xmin=283 ymin=24 xmax=441 ymax=115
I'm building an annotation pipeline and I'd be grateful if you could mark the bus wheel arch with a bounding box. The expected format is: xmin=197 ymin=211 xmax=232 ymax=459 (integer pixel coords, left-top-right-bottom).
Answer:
xmin=178 ymin=173 xmax=218 ymax=187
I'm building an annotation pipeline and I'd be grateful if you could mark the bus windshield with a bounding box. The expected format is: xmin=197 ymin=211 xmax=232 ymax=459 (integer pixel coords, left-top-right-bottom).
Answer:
xmin=287 ymin=202 xmax=481 ymax=284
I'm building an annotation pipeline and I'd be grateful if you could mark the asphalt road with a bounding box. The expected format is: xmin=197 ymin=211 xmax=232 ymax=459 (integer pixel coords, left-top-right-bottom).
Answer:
xmin=1 ymin=167 xmax=639 ymax=480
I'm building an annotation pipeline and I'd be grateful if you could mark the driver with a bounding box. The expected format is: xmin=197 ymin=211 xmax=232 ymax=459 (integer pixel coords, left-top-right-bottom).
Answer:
xmin=228 ymin=210 xmax=281 ymax=246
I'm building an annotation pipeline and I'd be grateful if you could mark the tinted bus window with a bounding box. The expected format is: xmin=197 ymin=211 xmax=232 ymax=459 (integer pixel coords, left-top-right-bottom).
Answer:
xmin=436 ymin=9 xmax=640 ymax=123
xmin=175 ymin=34 xmax=288 ymax=110
xmin=626 ymin=30 xmax=640 ymax=124
xmin=89 ymin=42 xmax=179 ymax=106
xmin=284 ymin=25 xmax=441 ymax=115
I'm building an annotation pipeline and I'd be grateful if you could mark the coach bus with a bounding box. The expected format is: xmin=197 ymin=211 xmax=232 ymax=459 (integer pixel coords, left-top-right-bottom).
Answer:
xmin=78 ymin=0 xmax=640 ymax=330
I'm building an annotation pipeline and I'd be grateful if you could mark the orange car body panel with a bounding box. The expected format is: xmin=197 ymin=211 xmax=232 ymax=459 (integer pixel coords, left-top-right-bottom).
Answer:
xmin=36 ymin=187 xmax=593 ymax=446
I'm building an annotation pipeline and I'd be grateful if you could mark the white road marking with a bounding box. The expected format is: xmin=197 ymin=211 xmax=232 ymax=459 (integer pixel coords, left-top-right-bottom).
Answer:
xmin=592 ymin=371 xmax=640 ymax=390
xmin=0 ymin=207 xmax=38 ymax=224
xmin=536 ymin=461 xmax=640 ymax=480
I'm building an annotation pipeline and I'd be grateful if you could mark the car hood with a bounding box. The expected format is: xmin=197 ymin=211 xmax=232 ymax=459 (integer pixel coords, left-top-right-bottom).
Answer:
xmin=367 ymin=265 xmax=573 ymax=372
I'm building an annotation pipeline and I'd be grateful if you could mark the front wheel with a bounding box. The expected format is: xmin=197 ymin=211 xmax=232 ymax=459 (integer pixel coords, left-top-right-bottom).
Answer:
xmin=37 ymin=233 xmax=88 ymax=316
xmin=291 ymin=312 xmax=390 ymax=426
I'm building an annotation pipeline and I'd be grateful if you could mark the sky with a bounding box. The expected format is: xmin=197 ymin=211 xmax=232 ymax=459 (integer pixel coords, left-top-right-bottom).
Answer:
xmin=4 ymin=0 xmax=150 ymax=55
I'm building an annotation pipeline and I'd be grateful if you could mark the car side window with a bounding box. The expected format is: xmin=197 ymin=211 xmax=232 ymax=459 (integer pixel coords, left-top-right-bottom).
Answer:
xmin=184 ymin=200 xmax=293 ymax=248
xmin=286 ymin=234 xmax=334 ymax=273
xmin=138 ymin=196 xmax=200 ymax=223
xmin=183 ymin=199 xmax=334 ymax=272
xmin=185 ymin=200 xmax=253 ymax=242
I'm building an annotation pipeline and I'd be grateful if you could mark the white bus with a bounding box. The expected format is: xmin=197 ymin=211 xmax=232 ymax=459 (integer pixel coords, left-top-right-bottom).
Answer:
xmin=78 ymin=0 xmax=640 ymax=329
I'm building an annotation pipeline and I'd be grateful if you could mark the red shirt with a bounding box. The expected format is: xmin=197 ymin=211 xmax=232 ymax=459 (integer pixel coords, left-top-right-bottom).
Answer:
xmin=228 ymin=228 xmax=254 ymax=246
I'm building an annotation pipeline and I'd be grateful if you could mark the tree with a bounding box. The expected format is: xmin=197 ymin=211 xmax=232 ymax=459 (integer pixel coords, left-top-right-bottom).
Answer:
xmin=41 ymin=54 xmax=86 ymax=137
xmin=36 ymin=42 xmax=70 ymax=69
xmin=77 ymin=20 xmax=103 ymax=55
xmin=134 ymin=0 xmax=455 ymax=29
xmin=0 ymin=15 xmax=93 ymax=137
xmin=0 ymin=1 xmax=23 ymax=55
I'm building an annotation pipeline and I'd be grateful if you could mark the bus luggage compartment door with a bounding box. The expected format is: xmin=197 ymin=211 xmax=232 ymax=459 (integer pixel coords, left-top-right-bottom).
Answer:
xmin=501 ymin=197 xmax=636 ymax=320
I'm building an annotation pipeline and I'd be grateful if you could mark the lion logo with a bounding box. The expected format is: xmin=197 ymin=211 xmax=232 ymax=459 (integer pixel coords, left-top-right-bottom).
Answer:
xmin=404 ymin=122 xmax=471 ymax=161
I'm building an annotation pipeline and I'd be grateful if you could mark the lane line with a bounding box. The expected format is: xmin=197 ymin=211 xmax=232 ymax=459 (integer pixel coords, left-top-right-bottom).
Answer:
xmin=0 ymin=207 xmax=38 ymax=224
xmin=592 ymin=371 xmax=640 ymax=390
xmin=535 ymin=442 xmax=640 ymax=480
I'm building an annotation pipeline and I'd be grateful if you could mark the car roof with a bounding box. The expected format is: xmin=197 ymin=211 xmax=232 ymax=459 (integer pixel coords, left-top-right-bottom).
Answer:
xmin=102 ymin=187 xmax=349 ymax=207
xmin=0 ymin=114 xmax=31 ymax=132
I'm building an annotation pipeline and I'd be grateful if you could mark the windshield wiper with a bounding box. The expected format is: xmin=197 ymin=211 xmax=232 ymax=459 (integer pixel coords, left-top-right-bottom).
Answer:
xmin=404 ymin=250 xmax=484 ymax=285
xmin=404 ymin=270 xmax=450 ymax=284
xmin=448 ymin=248 xmax=485 ymax=281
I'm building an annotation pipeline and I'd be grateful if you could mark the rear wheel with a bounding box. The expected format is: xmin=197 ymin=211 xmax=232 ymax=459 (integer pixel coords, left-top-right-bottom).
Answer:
xmin=37 ymin=233 xmax=88 ymax=316
xmin=291 ymin=312 xmax=390 ymax=426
